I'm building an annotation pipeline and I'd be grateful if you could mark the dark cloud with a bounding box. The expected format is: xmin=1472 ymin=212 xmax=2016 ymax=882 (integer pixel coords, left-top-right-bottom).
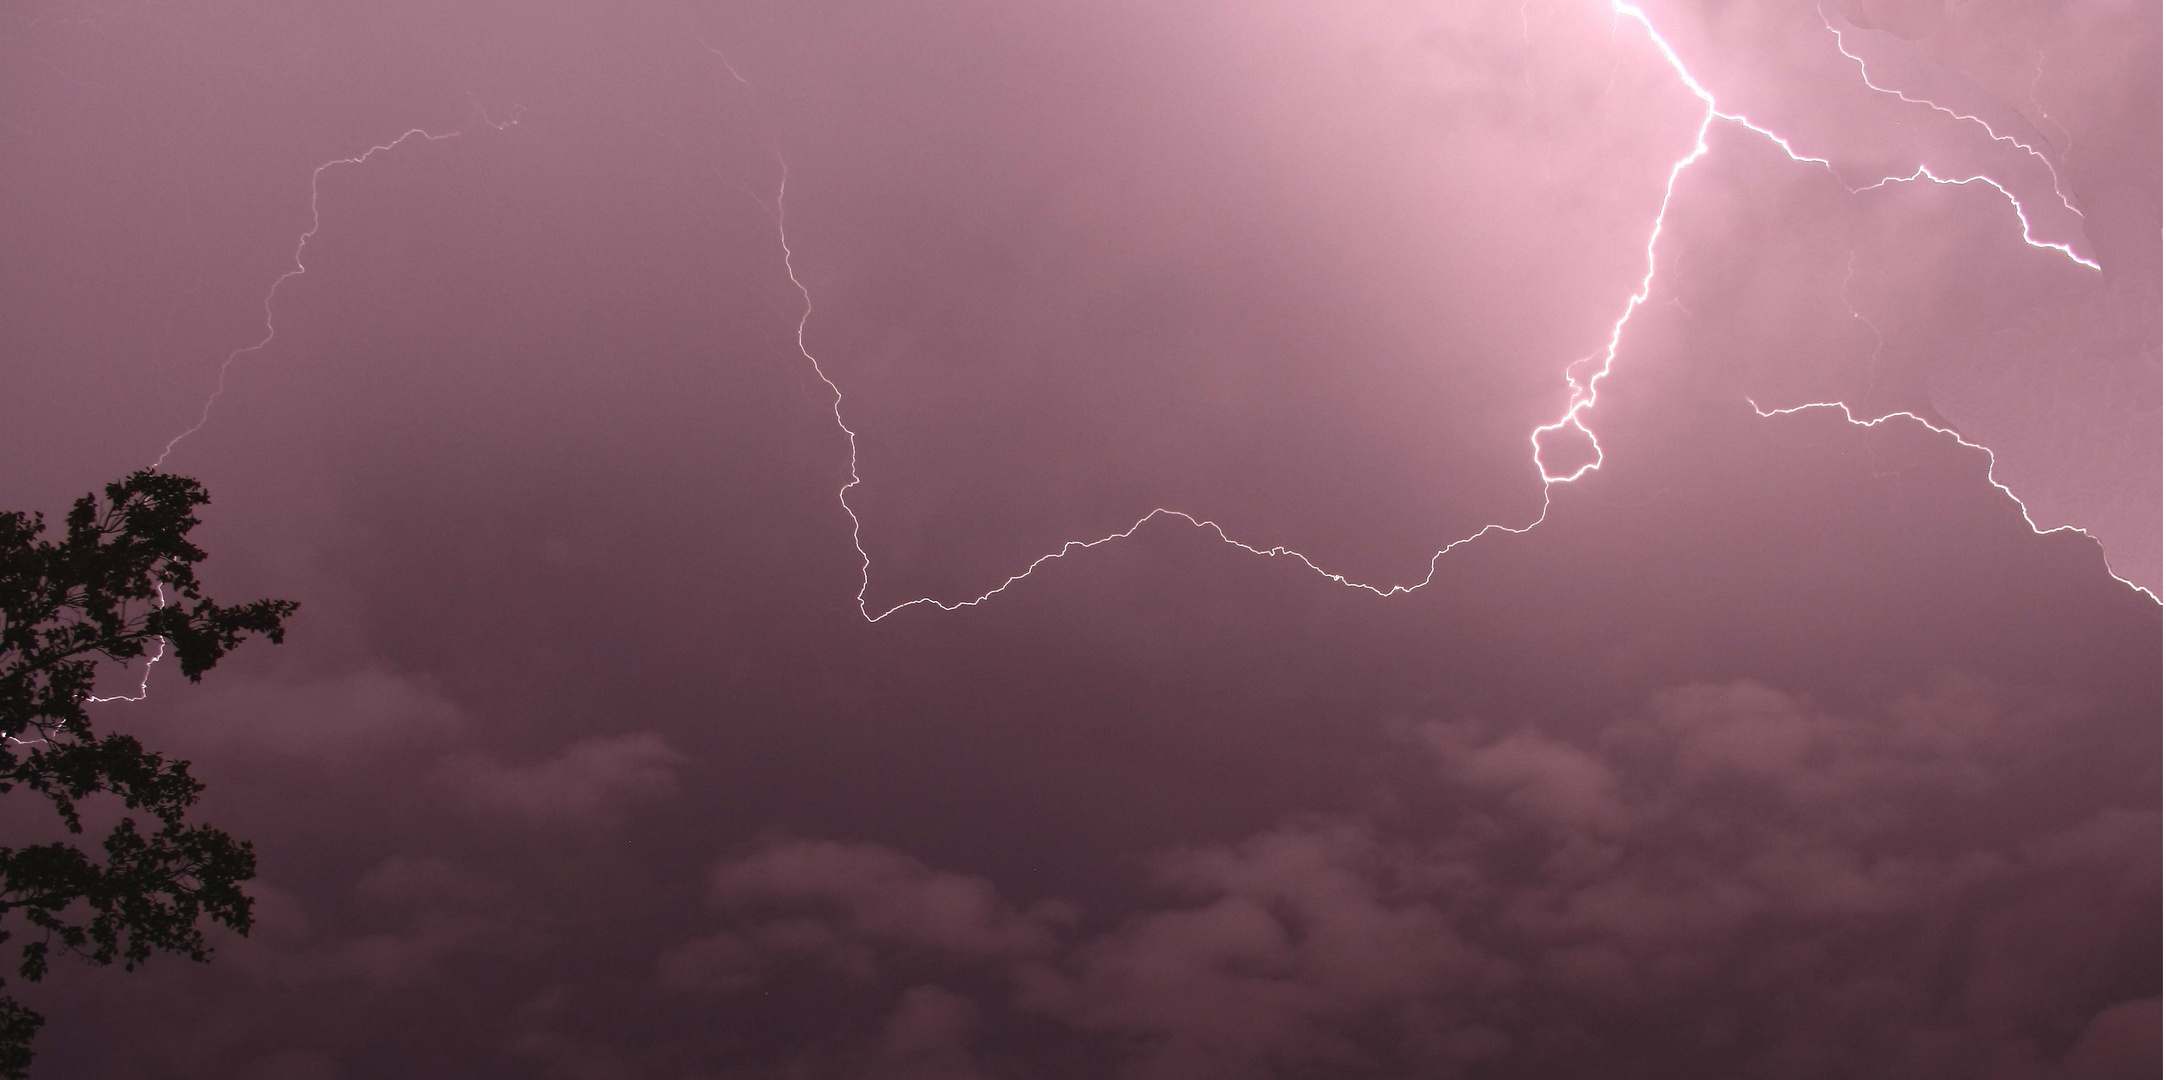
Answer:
xmin=441 ymin=732 xmax=688 ymax=826
xmin=160 ymin=667 xmax=465 ymax=763
xmin=221 ymin=857 xmax=546 ymax=995
xmin=646 ymin=679 xmax=2154 ymax=1079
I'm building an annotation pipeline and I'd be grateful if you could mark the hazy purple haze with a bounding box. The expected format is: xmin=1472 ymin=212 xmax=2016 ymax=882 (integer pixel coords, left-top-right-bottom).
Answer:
xmin=1 ymin=0 xmax=2158 ymax=1077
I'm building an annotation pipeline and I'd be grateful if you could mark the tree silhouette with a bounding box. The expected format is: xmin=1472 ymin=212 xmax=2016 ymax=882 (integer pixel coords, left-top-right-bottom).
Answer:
xmin=0 ymin=471 xmax=295 ymax=1078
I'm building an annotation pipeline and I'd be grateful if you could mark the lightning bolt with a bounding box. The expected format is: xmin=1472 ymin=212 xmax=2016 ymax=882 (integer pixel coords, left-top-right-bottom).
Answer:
xmin=93 ymin=103 xmax=521 ymax=708
xmin=84 ymin=585 xmax=167 ymax=706
xmin=1820 ymin=6 xmax=2084 ymax=226
xmin=37 ymin=0 xmax=2143 ymax=729
xmin=769 ymin=163 xmax=1556 ymax=621
xmin=696 ymin=35 xmax=751 ymax=85
xmin=1748 ymin=400 xmax=2160 ymax=601
xmin=85 ymin=640 xmax=164 ymax=704
xmin=149 ymin=103 xmax=522 ymax=470
xmin=768 ymin=0 xmax=2149 ymax=620
xmin=768 ymin=169 xmax=1553 ymax=622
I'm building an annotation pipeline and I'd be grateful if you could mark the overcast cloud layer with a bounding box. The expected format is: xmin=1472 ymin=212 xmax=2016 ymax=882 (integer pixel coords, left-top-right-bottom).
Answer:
xmin=0 ymin=0 xmax=2157 ymax=1077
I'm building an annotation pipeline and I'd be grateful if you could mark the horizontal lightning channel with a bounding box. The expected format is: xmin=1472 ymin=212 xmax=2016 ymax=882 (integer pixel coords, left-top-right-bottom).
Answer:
xmin=1749 ymin=400 xmax=2160 ymax=601
xmin=84 ymin=639 xmax=164 ymax=704
xmin=771 ymin=168 xmax=1550 ymax=621
xmin=781 ymin=0 xmax=2143 ymax=620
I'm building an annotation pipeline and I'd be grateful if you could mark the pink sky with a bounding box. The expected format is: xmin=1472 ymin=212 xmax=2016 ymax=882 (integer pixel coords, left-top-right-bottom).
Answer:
xmin=0 ymin=0 xmax=2156 ymax=1075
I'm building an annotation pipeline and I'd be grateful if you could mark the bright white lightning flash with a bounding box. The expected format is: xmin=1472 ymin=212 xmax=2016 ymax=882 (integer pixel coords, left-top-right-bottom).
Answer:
xmin=777 ymin=0 xmax=2145 ymax=620
xmin=1820 ymin=7 xmax=2084 ymax=225
xmin=85 ymin=638 xmax=164 ymax=704
xmin=1541 ymin=3 xmax=2100 ymax=477
xmin=82 ymin=584 xmax=167 ymax=707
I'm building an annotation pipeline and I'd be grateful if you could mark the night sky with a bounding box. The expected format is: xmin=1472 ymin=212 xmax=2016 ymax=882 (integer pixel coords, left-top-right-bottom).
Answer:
xmin=2 ymin=0 xmax=2159 ymax=1077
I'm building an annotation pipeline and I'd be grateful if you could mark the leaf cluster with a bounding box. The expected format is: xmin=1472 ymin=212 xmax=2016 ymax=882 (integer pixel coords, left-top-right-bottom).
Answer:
xmin=0 ymin=472 xmax=294 ymax=1078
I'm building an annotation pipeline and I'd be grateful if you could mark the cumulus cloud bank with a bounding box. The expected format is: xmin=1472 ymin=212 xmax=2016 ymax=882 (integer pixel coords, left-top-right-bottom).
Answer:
xmin=664 ymin=680 xmax=2155 ymax=1079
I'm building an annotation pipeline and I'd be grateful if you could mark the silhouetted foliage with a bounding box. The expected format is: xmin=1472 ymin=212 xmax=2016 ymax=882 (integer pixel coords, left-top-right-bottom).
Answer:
xmin=0 ymin=472 xmax=295 ymax=1078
